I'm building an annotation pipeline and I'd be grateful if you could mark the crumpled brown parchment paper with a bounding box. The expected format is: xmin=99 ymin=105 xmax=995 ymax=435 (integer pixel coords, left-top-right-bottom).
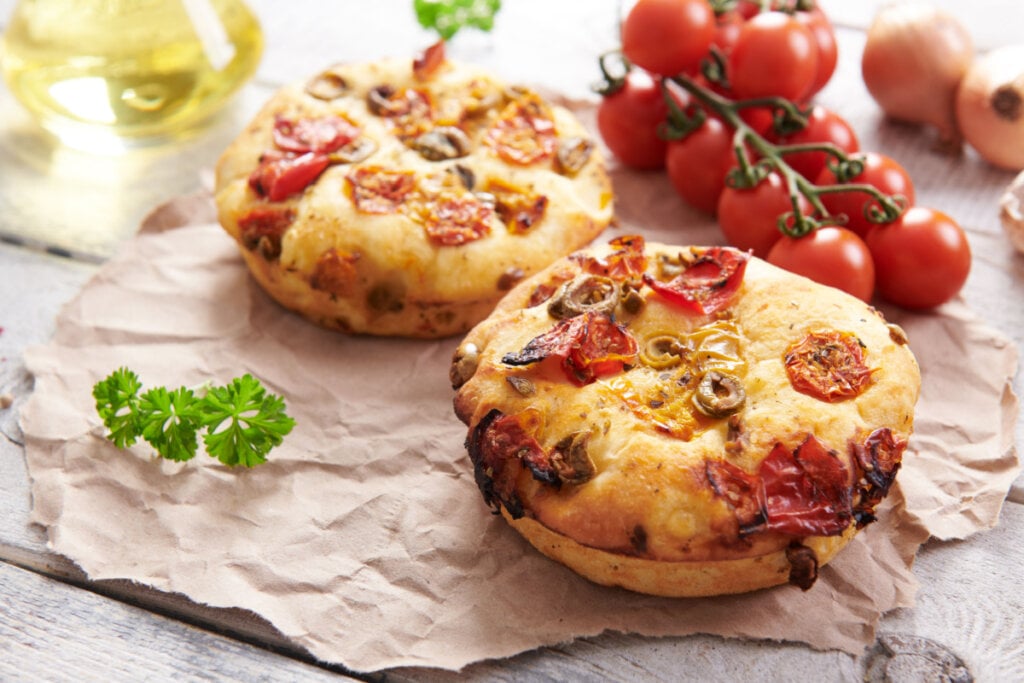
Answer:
xmin=19 ymin=162 xmax=1020 ymax=672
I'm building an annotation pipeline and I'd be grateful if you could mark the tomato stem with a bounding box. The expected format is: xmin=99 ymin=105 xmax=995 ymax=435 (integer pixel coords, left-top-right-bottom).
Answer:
xmin=667 ymin=74 xmax=906 ymax=238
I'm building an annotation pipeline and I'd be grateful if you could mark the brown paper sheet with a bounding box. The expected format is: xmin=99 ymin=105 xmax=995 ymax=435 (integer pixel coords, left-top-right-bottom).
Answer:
xmin=19 ymin=167 xmax=1020 ymax=672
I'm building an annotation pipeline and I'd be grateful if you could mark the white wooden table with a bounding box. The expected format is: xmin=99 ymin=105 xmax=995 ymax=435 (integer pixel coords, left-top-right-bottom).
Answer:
xmin=2 ymin=1 xmax=1022 ymax=680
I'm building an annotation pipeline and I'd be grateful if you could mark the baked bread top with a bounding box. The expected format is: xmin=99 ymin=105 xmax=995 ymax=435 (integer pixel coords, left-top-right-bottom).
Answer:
xmin=214 ymin=48 xmax=612 ymax=337
xmin=451 ymin=236 xmax=921 ymax=594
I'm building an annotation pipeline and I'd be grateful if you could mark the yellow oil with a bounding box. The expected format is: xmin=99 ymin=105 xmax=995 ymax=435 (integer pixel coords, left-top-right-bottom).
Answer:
xmin=1 ymin=0 xmax=263 ymax=149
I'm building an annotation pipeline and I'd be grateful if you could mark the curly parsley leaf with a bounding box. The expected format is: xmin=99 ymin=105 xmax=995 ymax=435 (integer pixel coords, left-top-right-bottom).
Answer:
xmin=92 ymin=369 xmax=294 ymax=467
xmin=200 ymin=375 xmax=296 ymax=468
xmin=137 ymin=386 xmax=203 ymax=462
xmin=414 ymin=0 xmax=501 ymax=41
xmin=93 ymin=367 xmax=143 ymax=448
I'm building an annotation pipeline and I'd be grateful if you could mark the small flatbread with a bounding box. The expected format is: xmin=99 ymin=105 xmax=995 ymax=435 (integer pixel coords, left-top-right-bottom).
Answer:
xmin=451 ymin=236 xmax=920 ymax=596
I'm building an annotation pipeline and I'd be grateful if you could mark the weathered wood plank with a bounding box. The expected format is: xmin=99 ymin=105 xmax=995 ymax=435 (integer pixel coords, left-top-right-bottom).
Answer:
xmin=0 ymin=561 xmax=357 ymax=682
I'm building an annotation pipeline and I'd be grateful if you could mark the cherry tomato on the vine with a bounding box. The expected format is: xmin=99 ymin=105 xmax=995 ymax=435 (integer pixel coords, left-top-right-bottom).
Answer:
xmin=814 ymin=152 xmax=916 ymax=238
xmin=767 ymin=227 xmax=875 ymax=302
xmin=796 ymin=7 xmax=838 ymax=99
xmin=866 ymin=207 xmax=971 ymax=309
xmin=717 ymin=172 xmax=812 ymax=258
xmin=768 ymin=105 xmax=859 ymax=180
xmin=666 ymin=116 xmax=736 ymax=215
xmin=597 ymin=69 xmax=670 ymax=170
xmin=728 ymin=12 xmax=818 ymax=101
xmin=711 ymin=9 xmax=745 ymax=56
xmin=622 ymin=0 xmax=715 ymax=77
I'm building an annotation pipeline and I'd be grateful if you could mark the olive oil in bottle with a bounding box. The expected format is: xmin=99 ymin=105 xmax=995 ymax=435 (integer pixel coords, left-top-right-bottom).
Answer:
xmin=1 ymin=0 xmax=263 ymax=150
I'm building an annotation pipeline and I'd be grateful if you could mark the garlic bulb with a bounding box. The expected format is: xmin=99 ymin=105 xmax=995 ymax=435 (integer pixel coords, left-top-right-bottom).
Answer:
xmin=861 ymin=2 xmax=973 ymax=148
xmin=956 ymin=45 xmax=1024 ymax=171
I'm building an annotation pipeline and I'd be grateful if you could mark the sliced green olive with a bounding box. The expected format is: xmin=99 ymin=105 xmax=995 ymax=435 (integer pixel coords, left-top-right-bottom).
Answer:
xmin=639 ymin=334 xmax=686 ymax=369
xmin=550 ymin=431 xmax=596 ymax=485
xmin=693 ymin=371 xmax=746 ymax=418
xmin=450 ymin=342 xmax=480 ymax=389
xmin=505 ymin=375 xmax=535 ymax=396
xmin=366 ymin=281 xmax=405 ymax=313
xmin=328 ymin=137 xmax=377 ymax=164
xmin=619 ymin=283 xmax=645 ymax=315
xmin=305 ymin=71 xmax=349 ymax=100
xmin=547 ymin=275 xmax=619 ymax=319
xmin=555 ymin=136 xmax=595 ymax=176
xmin=887 ymin=323 xmax=909 ymax=345
xmin=452 ymin=163 xmax=475 ymax=191
xmin=366 ymin=85 xmax=397 ymax=116
xmin=413 ymin=126 xmax=472 ymax=161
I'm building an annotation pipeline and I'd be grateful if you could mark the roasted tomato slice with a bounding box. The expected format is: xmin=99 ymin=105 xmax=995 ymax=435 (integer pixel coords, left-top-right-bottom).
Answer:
xmin=367 ymin=85 xmax=433 ymax=139
xmin=643 ymin=247 xmax=749 ymax=315
xmin=760 ymin=436 xmax=852 ymax=537
xmin=485 ymin=179 xmax=548 ymax=234
xmin=421 ymin=193 xmax=493 ymax=246
xmin=851 ymin=428 xmax=906 ymax=527
xmin=413 ymin=39 xmax=446 ymax=81
xmin=785 ymin=330 xmax=873 ymax=402
xmin=237 ymin=206 xmax=297 ymax=259
xmin=310 ymin=248 xmax=361 ymax=296
xmin=345 ymin=166 xmax=417 ymax=214
xmin=248 ymin=151 xmax=330 ymax=202
xmin=503 ymin=311 xmax=638 ymax=386
xmin=272 ymin=115 xmax=361 ymax=154
xmin=485 ymin=92 xmax=558 ymax=165
xmin=467 ymin=409 xmax=555 ymax=518
xmin=706 ymin=459 xmax=767 ymax=534
xmin=574 ymin=234 xmax=648 ymax=279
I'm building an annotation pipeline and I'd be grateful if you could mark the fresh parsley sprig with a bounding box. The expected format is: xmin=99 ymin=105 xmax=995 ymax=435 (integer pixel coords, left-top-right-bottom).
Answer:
xmin=93 ymin=368 xmax=295 ymax=468
xmin=414 ymin=0 xmax=501 ymax=41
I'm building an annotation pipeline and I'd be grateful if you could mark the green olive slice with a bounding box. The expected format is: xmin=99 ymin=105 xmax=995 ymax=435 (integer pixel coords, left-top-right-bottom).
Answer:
xmin=549 ymin=431 xmax=596 ymax=485
xmin=413 ymin=126 xmax=472 ymax=161
xmin=693 ymin=371 xmax=746 ymax=418
xmin=639 ymin=333 xmax=686 ymax=369
xmin=547 ymin=275 xmax=619 ymax=319
xmin=555 ymin=136 xmax=594 ymax=176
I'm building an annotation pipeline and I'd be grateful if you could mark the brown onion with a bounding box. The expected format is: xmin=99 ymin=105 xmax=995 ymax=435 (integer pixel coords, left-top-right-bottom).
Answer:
xmin=956 ymin=45 xmax=1024 ymax=171
xmin=861 ymin=3 xmax=973 ymax=148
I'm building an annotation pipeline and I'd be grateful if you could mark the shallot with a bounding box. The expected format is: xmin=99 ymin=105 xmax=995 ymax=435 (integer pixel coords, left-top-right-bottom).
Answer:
xmin=956 ymin=45 xmax=1024 ymax=171
xmin=861 ymin=3 xmax=973 ymax=148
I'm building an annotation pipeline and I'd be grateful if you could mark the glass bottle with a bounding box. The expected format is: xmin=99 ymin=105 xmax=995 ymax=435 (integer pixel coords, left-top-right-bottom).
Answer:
xmin=0 ymin=0 xmax=263 ymax=151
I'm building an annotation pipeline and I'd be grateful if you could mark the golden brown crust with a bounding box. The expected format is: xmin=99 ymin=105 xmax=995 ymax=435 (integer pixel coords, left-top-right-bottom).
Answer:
xmin=452 ymin=237 xmax=921 ymax=596
xmin=214 ymin=56 xmax=612 ymax=338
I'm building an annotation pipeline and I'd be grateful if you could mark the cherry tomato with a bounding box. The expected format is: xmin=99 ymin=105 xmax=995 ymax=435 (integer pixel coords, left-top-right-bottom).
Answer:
xmin=666 ymin=117 xmax=736 ymax=214
xmin=866 ymin=207 xmax=971 ymax=309
xmin=734 ymin=1 xmax=762 ymax=20
xmin=596 ymin=70 xmax=669 ymax=170
xmin=711 ymin=9 xmax=745 ymax=56
xmin=768 ymin=105 xmax=859 ymax=180
xmin=814 ymin=152 xmax=916 ymax=238
xmin=622 ymin=0 xmax=716 ymax=76
xmin=717 ymin=172 xmax=812 ymax=258
xmin=728 ymin=12 xmax=818 ymax=101
xmin=767 ymin=227 xmax=875 ymax=302
xmin=796 ymin=7 xmax=838 ymax=99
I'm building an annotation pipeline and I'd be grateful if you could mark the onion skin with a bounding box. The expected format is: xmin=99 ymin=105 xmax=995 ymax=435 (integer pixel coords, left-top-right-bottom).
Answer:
xmin=861 ymin=3 xmax=973 ymax=148
xmin=956 ymin=45 xmax=1024 ymax=171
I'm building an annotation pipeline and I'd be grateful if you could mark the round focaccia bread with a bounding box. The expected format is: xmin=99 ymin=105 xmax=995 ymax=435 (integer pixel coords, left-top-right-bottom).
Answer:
xmin=214 ymin=46 xmax=612 ymax=338
xmin=450 ymin=235 xmax=921 ymax=597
